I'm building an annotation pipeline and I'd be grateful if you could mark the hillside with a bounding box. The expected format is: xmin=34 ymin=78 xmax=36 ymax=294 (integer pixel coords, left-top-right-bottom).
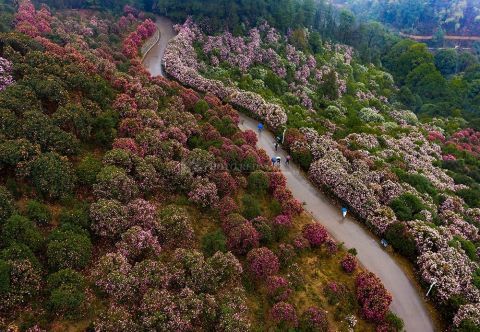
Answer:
xmin=0 ymin=2 xmax=399 ymax=331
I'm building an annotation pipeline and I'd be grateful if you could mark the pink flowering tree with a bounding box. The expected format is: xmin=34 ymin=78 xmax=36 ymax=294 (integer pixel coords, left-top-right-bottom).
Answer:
xmin=270 ymin=302 xmax=298 ymax=328
xmin=266 ymin=275 xmax=292 ymax=302
xmin=0 ymin=57 xmax=14 ymax=91
xmin=247 ymin=247 xmax=280 ymax=279
xmin=302 ymin=223 xmax=328 ymax=247
xmin=341 ymin=253 xmax=358 ymax=273
xmin=355 ymin=272 xmax=392 ymax=323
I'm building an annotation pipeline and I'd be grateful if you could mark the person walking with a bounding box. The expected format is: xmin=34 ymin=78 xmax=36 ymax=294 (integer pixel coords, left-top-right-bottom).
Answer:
xmin=286 ymin=155 xmax=291 ymax=165
xmin=276 ymin=156 xmax=281 ymax=167
xmin=258 ymin=123 xmax=264 ymax=133
xmin=271 ymin=156 xmax=276 ymax=167
xmin=274 ymin=142 xmax=279 ymax=151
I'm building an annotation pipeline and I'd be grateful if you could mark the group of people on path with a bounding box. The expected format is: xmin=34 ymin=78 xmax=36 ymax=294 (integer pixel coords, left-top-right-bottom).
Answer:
xmin=258 ymin=123 xmax=291 ymax=168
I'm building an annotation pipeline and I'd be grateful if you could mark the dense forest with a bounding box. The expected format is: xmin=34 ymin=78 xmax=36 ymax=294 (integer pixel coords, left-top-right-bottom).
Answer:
xmin=336 ymin=0 xmax=480 ymax=36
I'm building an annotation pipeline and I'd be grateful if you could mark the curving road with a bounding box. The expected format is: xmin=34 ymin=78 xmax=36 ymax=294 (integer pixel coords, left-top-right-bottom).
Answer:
xmin=142 ymin=16 xmax=176 ymax=77
xmin=142 ymin=17 xmax=436 ymax=332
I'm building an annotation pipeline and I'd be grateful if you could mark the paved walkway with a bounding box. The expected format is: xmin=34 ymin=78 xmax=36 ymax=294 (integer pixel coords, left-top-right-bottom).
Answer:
xmin=143 ymin=17 xmax=437 ymax=332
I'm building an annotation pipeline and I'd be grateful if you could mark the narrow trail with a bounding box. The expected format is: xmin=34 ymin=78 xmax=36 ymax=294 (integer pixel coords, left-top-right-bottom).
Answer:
xmin=142 ymin=16 xmax=438 ymax=332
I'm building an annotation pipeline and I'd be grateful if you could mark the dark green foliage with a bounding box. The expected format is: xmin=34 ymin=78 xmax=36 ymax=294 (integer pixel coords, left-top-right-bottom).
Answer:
xmin=46 ymin=226 xmax=92 ymax=271
xmin=455 ymin=320 xmax=480 ymax=332
xmin=28 ymin=152 xmax=76 ymax=200
xmin=194 ymin=99 xmax=209 ymax=114
xmin=0 ymin=185 xmax=15 ymax=224
xmin=25 ymin=200 xmax=51 ymax=225
xmin=76 ymin=154 xmax=102 ymax=187
xmin=58 ymin=205 xmax=91 ymax=230
xmin=457 ymin=188 xmax=480 ymax=208
xmin=394 ymin=168 xmax=438 ymax=198
xmin=390 ymin=193 xmax=425 ymax=221
xmin=385 ymin=222 xmax=417 ymax=260
xmin=0 ymin=243 xmax=40 ymax=268
xmin=385 ymin=312 xmax=405 ymax=332
xmin=242 ymin=194 xmax=262 ymax=220
xmin=247 ymin=170 xmax=269 ymax=195
xmin=201 ymin=230 xmax=227 ymax=256
xmin=46 ymin=268 xmax=85 ymax=318
xmin=0 ymin=259 xmax=10 ymax=294
xmin=1 ymin=215 xmax=43 ymax=252
xmin=92 ymin=110 xmax=118 ymax=147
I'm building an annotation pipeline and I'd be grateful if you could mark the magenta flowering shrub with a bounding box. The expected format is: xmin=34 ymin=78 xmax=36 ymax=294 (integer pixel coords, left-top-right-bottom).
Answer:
xmin=226 ymin=221 xmax=260 ymax=255
xmin=418 ymin=247 xmax=478 ymax=303
xmin=453 ymin=304 xmax=480 ymax=327
xmin=266 ymin=275 xmax=292 ymax=302
xmin=15 ymin=0 xmax=51 ymax=37
xmin=270 ymin=302 xmax=298 ymax=328
xmin=247 ymin=247 xmax=280 ymax=279
xmin=341 ymin=253 xmax=358 ymax=273
xmin=90 ymin=199 xmax=129 ymax=238
xmin=126 ymin=199 xmax=157 ymax=230
xmin=302 ymin=223 xmax=328 ymax=247
xmin=0 ymin=57 xmax=14 ymax=92
xmin=355 ymin=272 xmax=392 ymax=323
xmin=93 ymin=305 xmax=139 ymax=332
xmin=122 ymin=19 xmax=157 ymax=59
xmin=116 ymin=226 xmax=162 ymax=261
xmin=300 ymin=306 xmax=329 ymax=332
xmin=0 ymin=259 xmax=41 ymax=311
xmin=445 ymin=128 xmax=480 ymax=156
xmin=188 ymin=177 xmax=219 ymax=208
xmin=92 ymin=253 xmax=133 ymax=302
xmin=273 ymin=214 xmax=292 ymax=229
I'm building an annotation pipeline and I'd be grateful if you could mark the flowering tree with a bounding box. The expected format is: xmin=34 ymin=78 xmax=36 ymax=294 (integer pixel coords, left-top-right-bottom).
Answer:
xmin=246 ymin=247 xmax=280 ymax=279
xmin=90 ymin=199 xmax=129 ymax=238
xmin=302 ymin=223 xmax=328 ymax=247
xmin=266 ymin=275 xmax=292 ymax=302
xmin=300 ymin=306 xmax=329 ymax=332
xmin=188 ymin=177 xmax=219 ymax=208
xmin=341 ymin=254 xmax=358 ymax=273
xmin=116 ymin=226 xmax=162 ymax=261
xmin=122 ymin=19 xmax=157 ymax=59
xmin=226 ymin=221 xmax=260 ymax=255
xmin=355 ymin=272 xmax=392 ymax=323
xmin=270 ymin=302 xmax=298 ymax=328
xmin=0 ymin=57 xmax=14 ymax=92
xmin=15 ymin=0 xmax=52 ymax=37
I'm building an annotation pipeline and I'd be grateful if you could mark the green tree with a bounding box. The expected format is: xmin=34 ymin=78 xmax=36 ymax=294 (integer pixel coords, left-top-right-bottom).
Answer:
xmin=28 ymin=152 xmax=76 ymax=200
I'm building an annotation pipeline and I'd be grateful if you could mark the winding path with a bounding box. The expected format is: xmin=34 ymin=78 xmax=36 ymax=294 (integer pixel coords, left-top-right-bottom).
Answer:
xmin=142 ymin=17 xmax=437 ymax=332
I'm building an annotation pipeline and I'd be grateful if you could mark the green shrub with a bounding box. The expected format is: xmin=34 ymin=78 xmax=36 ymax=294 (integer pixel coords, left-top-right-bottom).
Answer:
xmin=0 ymin=185 xmax=15 ymax=224
xmin=385 ymin=311 xmax=405 ymax=332
xmin=385 ymin=222 xmax=417 ymax=260
xmin=194 ymin=99 xmax=209 ymax=114
xmin=47 ymin=269 xmax=85 ymax=318
xmin=46 ymin=227 xmax=92 ymax=271
xmin=76 ymin=154 xmax=102 ymax=187
xmin=394 ymin=169 xmax=438 ymax=198
xmin=242 ymin=194 xmax=262 ymax=220
xmin=390 ymin=193 xmax=425 ymax=221
xmin=29 ymin=152 xmax=76 ymax=200
xmin=1 ymin=215 xmax=43 ymax=252
xmin=58 ymin=205 xmax=90 ymax=230
xmin=201 ymin=230 xmax=227 ymax=256
xmin=25 ymin=200 xmax=51 ymax=225
xmin=247 ymin=170 xmax=269 ymax=195
xmin=0 ymin=259 xmax=10 ymax=294
xmin=0 ymin=243 xmax=40 ymax=268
